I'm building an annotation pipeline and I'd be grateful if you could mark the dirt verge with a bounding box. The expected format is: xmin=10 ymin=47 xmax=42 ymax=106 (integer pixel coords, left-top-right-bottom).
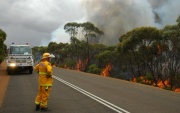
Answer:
xmin=0 ymin=61 xmax=10 ymax=107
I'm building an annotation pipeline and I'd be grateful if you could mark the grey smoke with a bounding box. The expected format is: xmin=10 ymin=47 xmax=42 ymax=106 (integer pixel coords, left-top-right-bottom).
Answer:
xmin=83 ymin=0 xmax=180 ymax=45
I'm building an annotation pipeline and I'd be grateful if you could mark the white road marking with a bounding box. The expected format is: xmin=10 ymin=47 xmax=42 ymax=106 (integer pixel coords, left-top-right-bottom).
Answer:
xmin=53 ymin=75 xmax=130 ymax=113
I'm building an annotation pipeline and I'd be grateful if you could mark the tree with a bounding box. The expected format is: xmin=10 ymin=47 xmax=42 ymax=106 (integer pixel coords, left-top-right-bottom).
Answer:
xmin=80 ymin=22 xmax=104 ymax=71
xmin=119 ymin=27 xmax=162 ymax=84
xmin=48 ymin=42 xmax=57 ymax=53
xmin=32 ymin=46 xmax=48 ymax=63
xmin=81 ymin=22 xmax=104 ymax=44
xmin=161 ymin=17 xmax=180 ymax=89
xmin=0 ymin=29 xmax=7 ymax=64
xmin=63 ymin=22 xmax=104 ymax=71
xmin=64 ymin=22 xmax=81 ymax=65
xmin=64 ymin=22 xmax=80 ymax=40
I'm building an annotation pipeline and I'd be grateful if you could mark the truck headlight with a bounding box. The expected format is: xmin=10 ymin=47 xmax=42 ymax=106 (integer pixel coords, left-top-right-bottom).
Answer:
xmin=9 ymin=63 xmax=16 ymax=67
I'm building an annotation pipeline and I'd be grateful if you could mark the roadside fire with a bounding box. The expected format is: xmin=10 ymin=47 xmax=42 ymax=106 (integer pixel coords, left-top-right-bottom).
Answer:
xmin=131 ymin=76 xmax=152 ymax=84
xmin=175 ymin=88 xmax=180 ymax=92
xmin=101 ymin=64 xmax=112 ymax=77
xmin=157 ymin=80 xmax=170 ymax=88
xmin=157 ymin=44 xmax=161 ymax=54
xmin=76 ymin=59 xmax=88 ymax=71
xmin=131 ymin=77 xmax=180 ymax=92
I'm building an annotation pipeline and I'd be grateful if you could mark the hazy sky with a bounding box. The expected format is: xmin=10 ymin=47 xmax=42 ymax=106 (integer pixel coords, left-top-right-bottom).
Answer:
xmin=1 ymin=0 xmax=180 ymax=46
xmin=1 ymin=0 xmax=84 ymax=46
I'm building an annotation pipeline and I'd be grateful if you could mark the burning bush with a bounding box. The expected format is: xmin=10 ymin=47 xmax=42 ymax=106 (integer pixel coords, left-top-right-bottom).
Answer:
xmin=101 ymin=64 xmax=112 ymax=76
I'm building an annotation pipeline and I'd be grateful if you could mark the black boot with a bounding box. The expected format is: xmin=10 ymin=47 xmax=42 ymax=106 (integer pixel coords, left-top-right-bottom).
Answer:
xmin=41 ymin=107 xmax=51 ymax=112
xmin=35 ymin=104 xmax=40 ymax=111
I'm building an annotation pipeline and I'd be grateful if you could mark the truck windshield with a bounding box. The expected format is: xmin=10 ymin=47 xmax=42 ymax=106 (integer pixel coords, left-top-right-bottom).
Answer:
xmin=10 ymin=46 xmax=32 ymax=54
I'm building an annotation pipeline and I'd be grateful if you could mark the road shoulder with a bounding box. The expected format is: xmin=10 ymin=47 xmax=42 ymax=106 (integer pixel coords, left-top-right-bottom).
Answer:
xmin=0 ymin=61 xmax=10 ymax=107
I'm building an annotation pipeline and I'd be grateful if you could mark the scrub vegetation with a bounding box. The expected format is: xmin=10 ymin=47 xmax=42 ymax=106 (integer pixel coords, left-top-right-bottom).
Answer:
xmin=0 ymin=29 xmax=7 ymax=65
xmin=27 ymin=17 xmax=180 ymax=91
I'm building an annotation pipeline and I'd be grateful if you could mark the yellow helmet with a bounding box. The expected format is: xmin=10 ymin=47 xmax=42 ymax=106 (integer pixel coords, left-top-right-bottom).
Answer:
xmin=42 ymin=53 xmax=51 ymax=59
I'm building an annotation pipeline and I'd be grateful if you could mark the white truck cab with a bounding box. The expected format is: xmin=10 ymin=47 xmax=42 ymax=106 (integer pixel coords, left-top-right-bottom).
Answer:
xmin=6 ymin=44 xmax=34 ymax=74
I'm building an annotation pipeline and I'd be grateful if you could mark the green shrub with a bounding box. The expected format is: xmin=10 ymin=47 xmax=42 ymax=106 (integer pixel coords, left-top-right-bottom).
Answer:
xmin=136 ymin=77 xmax=143 ymax=83
xmin=145 ymin=72 xmax=154 ymax=81
xmin=88 ymin=64 xmax=101 ymax=74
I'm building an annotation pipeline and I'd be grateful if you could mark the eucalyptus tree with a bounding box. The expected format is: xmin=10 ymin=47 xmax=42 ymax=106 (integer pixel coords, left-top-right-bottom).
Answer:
xmin=74 ymin=40 xmax=88 ymax=71
xmin=112 ymin=47 xmax=130 ymax=79
xmin=81 ymin=22 xmax=104 ymax=44
xmin=0 ymin=29 xmax=7 ymax=64
xmin=89 ymin=43 xmax=106 ymax=62
xmin=161 ymin=16 xmax=180 ymax=89
xmin=64 ymin=22 xmax=80 ymax=43
xmin=119 ymin=27 xmax=162 ymax=85
xmin=32 ymin=46 xmax=41 ymax=62
xmin=86 ymin=43 xmax=106 ymax=73
xmin=48 ymin=42 xmax=58 ymax=54
xmin=64 ymin=22 xmax=81 ymax=64
xmin=56 ymin=42 xmax=69 ymax=62
xmin=32 ymin=46 xmax=48 ymax=63
xmin=80 ymin=22 xmax=104 ymax=71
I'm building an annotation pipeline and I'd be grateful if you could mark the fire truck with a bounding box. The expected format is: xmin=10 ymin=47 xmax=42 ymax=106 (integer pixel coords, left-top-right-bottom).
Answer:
xmin=6 ymin=44 xmax=34 ymax=74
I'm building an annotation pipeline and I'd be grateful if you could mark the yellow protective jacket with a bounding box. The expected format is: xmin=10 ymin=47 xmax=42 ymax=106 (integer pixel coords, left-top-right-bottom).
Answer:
xmin=34 ymin=60 xmax=53 ymax=87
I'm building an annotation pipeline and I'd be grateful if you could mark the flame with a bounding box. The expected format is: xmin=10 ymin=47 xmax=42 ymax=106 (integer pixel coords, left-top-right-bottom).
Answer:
xmin=158 ymin=80 xmax=180 ymax=92
xmin=131 ymin=78 xmax=136 ymax=82
xmin=76 ymin=59 xmax=88 ymax=71
xmin=175 ymin=88 xmax=180 ymax=92
xmin=142 ymin=77 xmax=152 ymax=84
xmin=101 ymin=64 xmax=112 ymax=76
xmin=131 ymin=76 xmax=171 ymax=89
xmin=157 ymin=44 xmax=161 ymax=54
xmin=131 ymin=76 xmax=152 ymax=84
xmin=131 ymin=77 xmax=180 ymax=92
xmin=157 ymin=80 xmax=170 ymax=88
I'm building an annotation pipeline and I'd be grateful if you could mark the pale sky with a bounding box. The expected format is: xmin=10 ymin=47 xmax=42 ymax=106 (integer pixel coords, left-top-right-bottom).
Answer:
xmin=1 ymin=0 xmax=85 ymax=46
xmin=1 ymin=0 xmax=180 ymax=47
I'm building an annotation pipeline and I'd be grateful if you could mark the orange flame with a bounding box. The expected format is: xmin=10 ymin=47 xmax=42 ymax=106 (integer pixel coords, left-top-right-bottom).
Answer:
xmin=101 ymin=64 xmax=112 ymax=76
xmin=131 ymin=77 xmax=180 ymax=92
xmin=131 ymin=78 xmax=137 ymax=82
xmin=157 ymin=45 xmax=161 ymax=54
xmin=131 ymin=76 xmax=152 ymax=84
xmin=157 ymin=80 xmax=170 ymax=88
xmin=76 ymin=59 xmax=88 ymax=71
xmin=175 ymin=88 xmax=180 ymax=92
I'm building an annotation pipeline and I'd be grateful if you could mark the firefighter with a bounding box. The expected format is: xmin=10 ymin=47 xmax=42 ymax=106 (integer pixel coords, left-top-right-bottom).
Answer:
xmin=34 ymin=53 xmax=54 ymax=111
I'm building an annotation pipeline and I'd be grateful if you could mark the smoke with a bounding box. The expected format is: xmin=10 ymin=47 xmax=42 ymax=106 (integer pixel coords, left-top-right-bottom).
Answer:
xmin=82 ymin=0 xmax=180 ymax=45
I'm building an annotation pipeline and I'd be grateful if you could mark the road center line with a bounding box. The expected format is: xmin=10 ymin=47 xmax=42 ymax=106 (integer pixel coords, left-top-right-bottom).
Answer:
xmin=53 ymin=75 xmax=130 ymax=113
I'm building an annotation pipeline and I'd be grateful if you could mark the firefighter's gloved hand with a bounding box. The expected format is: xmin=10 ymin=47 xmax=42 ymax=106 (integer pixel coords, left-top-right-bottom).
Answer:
xmin=45 ymin=86 xmax=49 ymax=91
xmin=46 ymin=75 xmax=51 ymax=78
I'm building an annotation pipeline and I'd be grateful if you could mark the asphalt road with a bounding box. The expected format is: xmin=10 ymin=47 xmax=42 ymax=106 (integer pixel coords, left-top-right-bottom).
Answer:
xmin=0 ymin=66 xmax=180 ymax=113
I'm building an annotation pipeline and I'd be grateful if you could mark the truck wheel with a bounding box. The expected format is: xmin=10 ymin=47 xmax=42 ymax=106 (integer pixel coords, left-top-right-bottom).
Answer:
xmin=29 ymin=67 xmax=33 ymax=74
xmin=29 ymin=70 xmax=33 ymax=74
xmin=7 ymin=67 xmax=11 ymax=75
xmin=7 ymin=69 xmax=13 ymax=75
xmin=7 ymin=70 xmax=10 ymax=75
